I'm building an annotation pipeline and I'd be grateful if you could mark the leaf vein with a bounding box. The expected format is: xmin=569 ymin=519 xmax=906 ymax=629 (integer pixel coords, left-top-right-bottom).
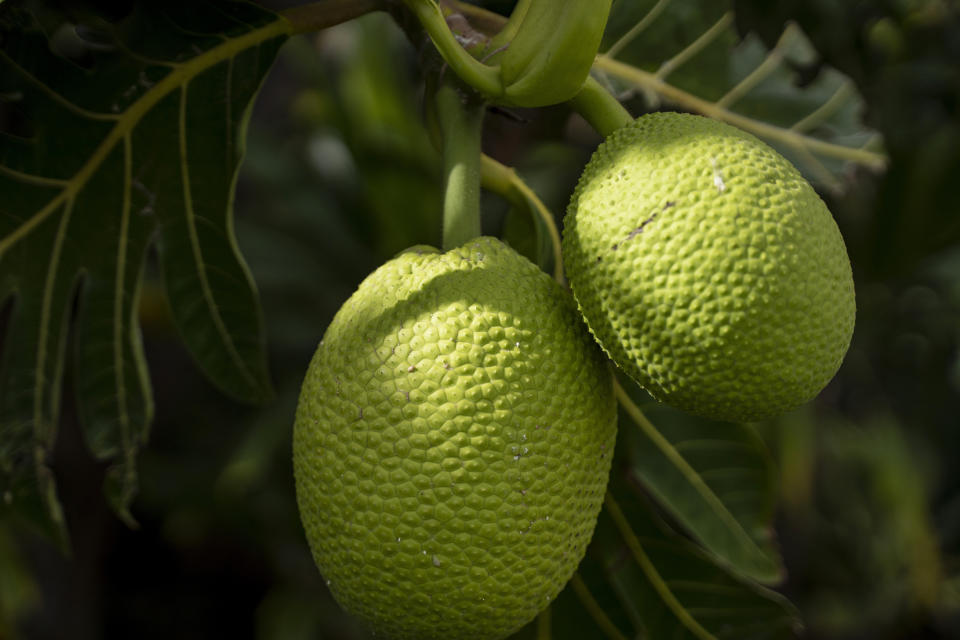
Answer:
xmin=594 ymin=55 xmax=888 ymax=170
xmin=225 ymin=55 xmax=234 ymax=172
xmin=570 ymin=573 xmax=631 ymax=640
xmin=113 ymin=134 xmax=133 ymax=453
xmin=178 ymin=85 xmax=257 ymax=391
xmin=716 ymin=31 xmax=791 ymax=109
xmin=656 ymin=11 xmax=734 ymax=81
xmin=0 ymin=18 xmax=290 ymax=260
xmin=0 ymin=164 xmax=70 ymax=187
xmin=0 ymin=50 xmax=120 ymax=122
xmin=605 ymin=493 xmax=716 ymax=640
xmin=34 ymin=198 xmax=73 ymax=445
xmin=615 ymin=381 xmax=765 ymax=560
xmin=791 ymin=80 xmax=854 ymax=133
xmin=605 ymin=0 xmax=674 ymax=59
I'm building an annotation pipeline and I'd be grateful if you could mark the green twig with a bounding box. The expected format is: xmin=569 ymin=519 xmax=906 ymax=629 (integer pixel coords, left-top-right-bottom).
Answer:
xmin=536 ymin=604 xmax=551 ymax=640
xmin=281 ymin=0 xmax=385 ymax=34
xmin=569 ymin=76 xmax=634 ymax=138
xmin=604 ymin=492 xmax=716 ymax=640
xmin=402 ymin=0 xmax=503 ymax=98
xmin=570 ymin=573 xmax=631 ymax=640
xmin=436 ymin=85 xmax=485 ymax=250
xmin=479 ymin=155 xmax=564 ymax=284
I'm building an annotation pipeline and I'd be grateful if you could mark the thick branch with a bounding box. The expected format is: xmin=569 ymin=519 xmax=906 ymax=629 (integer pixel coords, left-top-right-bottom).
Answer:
xmin=281 ymin=0 xmax=386 ymax=35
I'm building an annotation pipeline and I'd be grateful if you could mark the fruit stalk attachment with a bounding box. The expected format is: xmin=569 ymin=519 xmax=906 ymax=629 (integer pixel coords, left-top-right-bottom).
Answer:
xmin=482 ymin=0 xmax=532 ymax=52
xmin=401 ymin=0 xmax=502 ymax=97
xmin=569 ymin=76 xmax=634 ymax=138
xmin=496 ymin=0 xmax=612 ymax=107
xmin=403 ymin=0 xmax=612 ymax=108
xmin=435 ymin=84 xmax=486 ymax=250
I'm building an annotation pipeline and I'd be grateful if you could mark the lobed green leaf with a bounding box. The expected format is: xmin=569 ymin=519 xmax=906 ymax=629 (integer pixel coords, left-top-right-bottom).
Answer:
xmin=597 ymin=0 xmax=886 ymax=190
xmin=616 ymin=378 xmax=784 ymax=584
xmin=593 ymin=484 xmax=801 ymax=639
xmin=0 ymin=1 xmax=286 ymax=535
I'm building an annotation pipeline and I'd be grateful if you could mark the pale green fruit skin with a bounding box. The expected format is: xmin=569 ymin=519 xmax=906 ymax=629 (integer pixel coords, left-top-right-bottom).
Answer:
xmin=293 ymin=237 xmax=617 ymax=640
xmin=563 ymin=112 xmax=856 ymax=422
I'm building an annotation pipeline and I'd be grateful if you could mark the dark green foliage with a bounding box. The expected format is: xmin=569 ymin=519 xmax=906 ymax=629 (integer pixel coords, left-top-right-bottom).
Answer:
xmin=0 ymin=0 xmax=283 ymax=537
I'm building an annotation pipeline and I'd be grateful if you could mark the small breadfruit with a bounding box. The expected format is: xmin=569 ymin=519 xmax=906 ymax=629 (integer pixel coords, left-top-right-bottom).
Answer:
xmin=293 ymin=237 xmax=617 ymax=640
xmin=563 ymin=112 xmax=856 ymax=422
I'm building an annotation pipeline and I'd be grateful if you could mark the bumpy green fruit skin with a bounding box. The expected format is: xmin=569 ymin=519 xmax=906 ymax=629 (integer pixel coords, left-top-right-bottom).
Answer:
xmin=563 ymin=112 xmax=856 ymax=422
xmin=293 ymin=237 xmax=616 ymax=640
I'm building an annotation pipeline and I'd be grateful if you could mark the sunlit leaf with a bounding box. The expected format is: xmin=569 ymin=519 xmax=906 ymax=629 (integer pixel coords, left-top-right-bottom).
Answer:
xmin=0 ymin=1 xmax=287 ymax=535
xmin=597 ymin=0 xmax=886 ymax=190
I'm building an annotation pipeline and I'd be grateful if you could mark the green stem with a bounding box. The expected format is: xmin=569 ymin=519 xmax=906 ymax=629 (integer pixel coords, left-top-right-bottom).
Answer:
xmin=594 ymin=55 xmax=888 ymax=170
xmin=449 ymin=0 xmax=888 ymax=171
xmin=402 ymin=0 xmax=503 ymax=98
xmin=479 ymin=155 xmax=564 ymax=284
xmin=569 ymin=76 xmax=634 ymax=138
xmin=281 ymin=0 xmax=385 ymax=34
xmin=436 ymin=85 xmax=485 ymax=250
xmin=570 ymin=573 xmax=631 ymax=640
xmin=603 ymin=492 xmax=716 ymax=640
xmin=536 ymin=605 xmax=551 ymax=640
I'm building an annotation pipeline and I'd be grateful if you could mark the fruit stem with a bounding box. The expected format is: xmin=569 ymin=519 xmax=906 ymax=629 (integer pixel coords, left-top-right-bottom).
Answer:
xmin=436 ymin=84 xmax=486 ymax=250
xmin=569 ymin=76 xmax=634 ymax=138
xmin=479 ymin=155 xmax=564 ymax=284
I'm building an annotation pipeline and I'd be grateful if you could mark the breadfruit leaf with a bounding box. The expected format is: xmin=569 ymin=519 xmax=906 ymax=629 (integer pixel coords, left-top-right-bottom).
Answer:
xmin=598 ymin=0 xmax=886 ymax=192
xmin=589 ymin=486 xmax=802 ymax=640
xmin=616 ymin=380 xmax=784 ymax=587
xmin=0 ymin=1 xmax=287 ymax=537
